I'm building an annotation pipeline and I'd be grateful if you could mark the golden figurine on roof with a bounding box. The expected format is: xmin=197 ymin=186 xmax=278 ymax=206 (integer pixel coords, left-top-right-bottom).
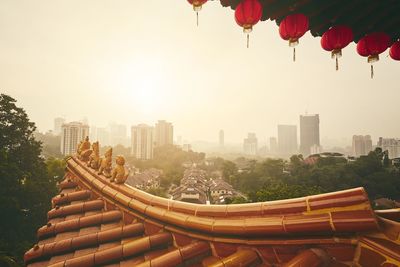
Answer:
xmin=98 ymin=147 xmax=113 ymax=178
xmin=87 ymin=141 xmax=100 ymax=170
xmin=77 ymin=136 xmax=92 ymax=162
xmin=111 ymin=155 xmax=129 ymax=184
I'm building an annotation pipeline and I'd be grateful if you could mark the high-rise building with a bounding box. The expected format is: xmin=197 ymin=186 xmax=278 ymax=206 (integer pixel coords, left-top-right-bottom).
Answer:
xmin=176 ymin=136 xmax=183 ymax=146
xmin=97 ymin=127 xmax=111 ymax=146
xmin=54 ymin=117 xmax=65 ymax=135
xmin=352 ymin=135 xmax=373 ymax=157
xmin=377 ymin=137 xmax=400 ymax=159
xmin=243 ymin=133 xmax=258 ymax=155
xmin=299 ymin=114 xmax=320 ymax=156
xmin=131 ymin=124 xmax=154 ymax=160
xmin=109 ymin=123 xmax=128 ymax=146
xmin=269 ymin=137 xmax=278 ymax=154
xmin=89 ymin=125 xmax=97 ymax=142
xmin=154 ymin=120 xmax=173 ymax=147
xmin=278 ymin=125 xmax=298 ymax=155
xmin=219 ymin=130 xmax=224 ymax=147
xmin=182 ymin=144 xmax=192 ymax=152
xmin=60 ymin=122 xmax=89 ymax=156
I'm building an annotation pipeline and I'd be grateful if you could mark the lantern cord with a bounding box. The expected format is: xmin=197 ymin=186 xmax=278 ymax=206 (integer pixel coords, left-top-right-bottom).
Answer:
xmin=336 ymin=57 xmax=339 ymax=71
xmin=196 ymin=12 xmax=199 ymax=27
xmin=293 ymin=47 xmax=296 ymax=62
xmin=371 ymin=65 xmax=374 ymax=79
xmin=247 ymin=34 xmax=249 ymax=48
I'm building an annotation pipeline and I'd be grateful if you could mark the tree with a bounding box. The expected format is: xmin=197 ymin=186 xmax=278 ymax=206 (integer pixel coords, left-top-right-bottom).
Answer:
xmin=34 ymin=131 xmax=62 ymax=158
xmin=254 ymin=183 xmax=324 ymax=202
xmin=0 ymin=94 xmax=57 ymax=263
xmin=46 ymin=157 xmax=66 ymax=182
xmin=383 ymin=150 xmax=390 ymax=168
xmin=0 ymin=252 xmax=20 ymax=267
xmin=222 ymin=161 xmax=238 ymax=185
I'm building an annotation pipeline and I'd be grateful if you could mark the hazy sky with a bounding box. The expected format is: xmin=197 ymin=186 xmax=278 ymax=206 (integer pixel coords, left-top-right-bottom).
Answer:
xmin=1 ymin=0 xmax=399 ymax=145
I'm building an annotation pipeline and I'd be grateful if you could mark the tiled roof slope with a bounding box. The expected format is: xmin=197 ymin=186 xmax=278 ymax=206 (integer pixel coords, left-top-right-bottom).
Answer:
xmin=25 ymin=156 xmax=400 ymax=266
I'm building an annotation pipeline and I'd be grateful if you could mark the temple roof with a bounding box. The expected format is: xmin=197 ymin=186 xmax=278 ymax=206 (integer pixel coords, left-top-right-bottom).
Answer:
xmin=24 ymin=156 xmax=400 ymax=266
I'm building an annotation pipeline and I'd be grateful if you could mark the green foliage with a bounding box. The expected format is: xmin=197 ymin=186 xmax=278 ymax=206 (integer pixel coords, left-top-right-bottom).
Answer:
xmin=0 ymin=94 xmax=58 ymax=263
xmin=217 ymin=149 xmax=400 ymax=204
xmin=254 ymin=184 xmax=324 ymax=202
xmin=46 ymin=157 xmax=66 ymax=183
xmin=0 ymin=252 xmax=20 ymax=267
xmin=34 ymin=132 xmax=62 ymax=159
xmin=222 ymin=160 xmax=237 ymax=185
xmin=224 ymin=196 xmax=249 ymax=204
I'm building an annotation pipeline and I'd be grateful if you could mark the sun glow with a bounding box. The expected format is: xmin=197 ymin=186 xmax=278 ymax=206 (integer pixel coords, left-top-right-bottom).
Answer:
xmin=115 ymin=57 xmax=169 ymax=116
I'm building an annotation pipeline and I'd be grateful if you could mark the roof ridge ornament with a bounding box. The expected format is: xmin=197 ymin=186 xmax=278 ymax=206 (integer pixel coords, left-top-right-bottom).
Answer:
xmin=98 ymin=147 xmax=113 ymax=178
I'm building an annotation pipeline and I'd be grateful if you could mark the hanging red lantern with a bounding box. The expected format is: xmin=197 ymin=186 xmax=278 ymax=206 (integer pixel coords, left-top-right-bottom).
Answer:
xmin=356 ymin=32 xmax=391 ymax=78
xmin=389 ymin=40 xmax=400 ymax=61
xmin=279 ymin=14 xmax=309 ymax=62
xmin=187 ymin=0 xmax=208 ymax=26
xmin=234 ymin=0 xmax=263 ymax=48
xmin=321 ymin=25 xmax=353 ymax=71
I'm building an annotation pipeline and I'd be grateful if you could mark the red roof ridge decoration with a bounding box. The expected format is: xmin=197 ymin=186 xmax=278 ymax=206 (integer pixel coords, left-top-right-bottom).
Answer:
xmin=24 ymin=156 xmax=400 ymax=266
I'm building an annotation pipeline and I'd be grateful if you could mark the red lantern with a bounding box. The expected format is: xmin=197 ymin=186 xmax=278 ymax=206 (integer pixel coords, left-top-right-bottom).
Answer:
xmin=356 ymin=32 xmax=391 ymax=78
xmin=187 ymin=0 xmax=208 ymax=26
xmin=321 ymin=25 xmax=353 ymax=71
xmin=235 ymin=0 xmax=263 ymax=48
xmin=279 ymin=14 xmax=309 ymax=61
xmin=389 ymin=40 xmax=400 ymax=61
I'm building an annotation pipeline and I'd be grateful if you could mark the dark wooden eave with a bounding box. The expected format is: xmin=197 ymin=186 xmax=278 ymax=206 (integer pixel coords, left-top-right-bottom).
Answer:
xmin=217 ymin=0 xmax=400 ymax=42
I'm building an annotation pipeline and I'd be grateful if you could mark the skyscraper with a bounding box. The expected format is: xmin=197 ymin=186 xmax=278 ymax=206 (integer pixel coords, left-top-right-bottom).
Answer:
xmin=54 ymin=117 xmax=65 ymax=135
xmin=219 ymin=130 xmax=224 ymax=147
xmin=109 ymin=123 xmax=128 ymax=146
xmin=352 ymin=135 xmax=372 ymax=157
xmin=97 ymin=127 xmax=111 ymax=146
xmin=278 ymin=125 xmax=298 ymax=155
xmin=154 ymin=120 xmax=173 ymax=147
xmin=269 ymin=137 xmax=278 ymax=154
xmin=299 ymin=114 xmax=320 ymax=156
xmin=60 ymin=121 xmax=89 ymax=156
xmin=377 ymin=137 xmax=400 ymax=159
xmin=131 ymin=124 xmax=154 ymax=160
xmin=243 ymin=133 xmax=258 ymax=155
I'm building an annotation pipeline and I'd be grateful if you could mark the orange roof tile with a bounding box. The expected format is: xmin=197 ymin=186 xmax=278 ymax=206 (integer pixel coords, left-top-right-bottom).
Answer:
xmin=25 ymin=156 xmax=400 ymax=266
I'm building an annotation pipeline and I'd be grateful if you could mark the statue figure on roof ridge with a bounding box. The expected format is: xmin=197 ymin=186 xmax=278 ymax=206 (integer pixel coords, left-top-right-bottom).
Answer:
xmin=76 ymin=140 xmax=83 ymax=154
xmin=88 ymin=141 xmax=100 ymax=170
xmin=78 ymin=136 xmax=92 ymax=162
xmin=111 ymin=155 xmax=129 ymax=184
xmin=98 ymin=147 xmax=112 ymax=178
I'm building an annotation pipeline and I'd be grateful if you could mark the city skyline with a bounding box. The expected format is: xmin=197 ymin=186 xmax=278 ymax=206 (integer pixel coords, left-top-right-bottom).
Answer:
xmin=2 ymin=2 xmax=400 ymax=265
xmin=51 ymin=116 xmax=397 ymax=152
xmin=2 ymin=0 xmax=399 ymax=144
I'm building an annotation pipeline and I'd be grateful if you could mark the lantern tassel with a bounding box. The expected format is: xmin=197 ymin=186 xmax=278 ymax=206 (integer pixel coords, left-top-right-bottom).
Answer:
xmin=371 ymin=65 xmax=374 ymax=79
xmin=336 ymin=56 xmax=339 ymax=71
xmin=196 ymin=11 xmax=199 ymax=27
xmin=293 ymin=47 xmax=296 ymax=62
xmin=247 ymin=34 xmax=249 ymax=48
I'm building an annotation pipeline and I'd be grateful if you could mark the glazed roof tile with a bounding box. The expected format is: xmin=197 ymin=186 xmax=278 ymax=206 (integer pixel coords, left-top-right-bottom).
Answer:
xmin=25 ymin=156 xmax=400 ymax=266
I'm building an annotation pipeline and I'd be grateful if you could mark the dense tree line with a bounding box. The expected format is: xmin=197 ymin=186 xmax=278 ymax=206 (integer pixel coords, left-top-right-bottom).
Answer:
xmin=219 ymin=149 xmax=400 ymax=204
xmin=0 ymin=94 xmax=64 ymax=265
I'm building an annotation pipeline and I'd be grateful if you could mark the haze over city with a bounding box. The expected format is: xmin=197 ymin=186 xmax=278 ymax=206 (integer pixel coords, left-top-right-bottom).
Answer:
xmin=1 ymin=0 xmax=400 ymax=144
xmin=2 ymin=1 xmax=400 ymax=265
